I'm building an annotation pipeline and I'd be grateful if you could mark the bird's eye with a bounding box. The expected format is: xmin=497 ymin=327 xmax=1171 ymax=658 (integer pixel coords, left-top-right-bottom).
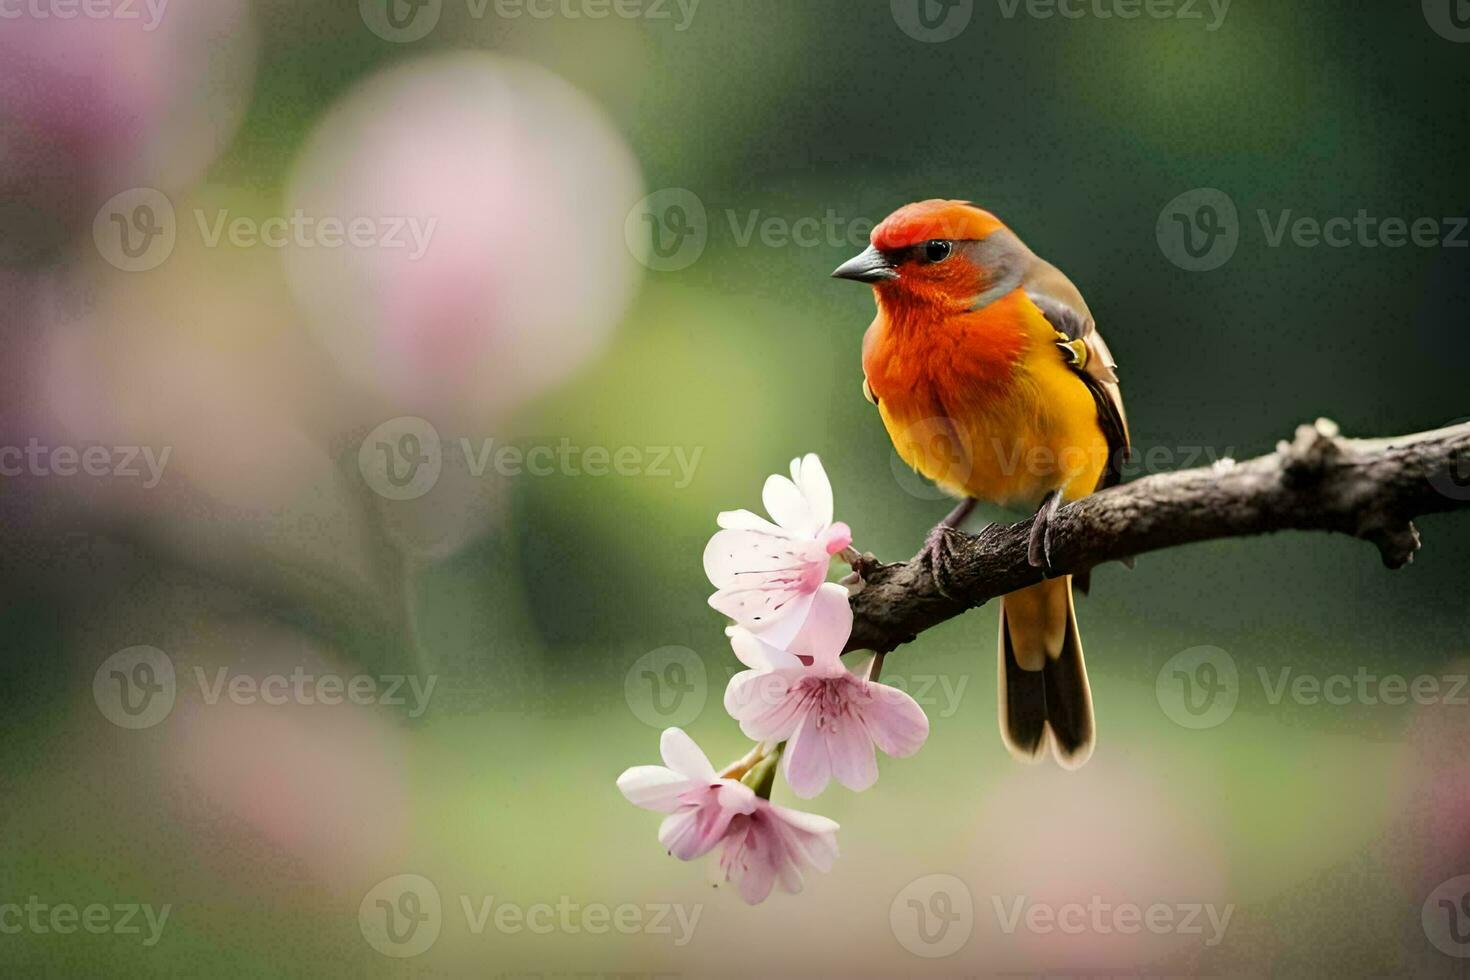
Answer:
xmin=922 ymin=240 xmax=953 ymax=263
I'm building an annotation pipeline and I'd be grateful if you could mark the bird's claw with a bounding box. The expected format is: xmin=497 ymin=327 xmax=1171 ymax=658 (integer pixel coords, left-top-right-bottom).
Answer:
xmin=1027 ymin=490 xmax=1063 ymax=577
xmin=920 ymin=524 xmax=967 ymax=600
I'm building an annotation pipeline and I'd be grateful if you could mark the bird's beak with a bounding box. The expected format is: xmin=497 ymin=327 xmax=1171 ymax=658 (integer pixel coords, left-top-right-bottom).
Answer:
xmin=831 ymin=244 xmax=898 ymax=283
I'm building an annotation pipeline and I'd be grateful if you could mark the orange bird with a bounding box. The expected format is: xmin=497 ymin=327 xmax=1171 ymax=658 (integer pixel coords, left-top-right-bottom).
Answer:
xmin=833 ymin=199 xmax=1130 ymax=769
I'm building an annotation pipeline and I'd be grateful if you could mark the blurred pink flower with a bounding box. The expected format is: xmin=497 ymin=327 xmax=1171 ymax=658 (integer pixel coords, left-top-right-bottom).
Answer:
xmin=704 ymin=453 xmax=852 ymax=648
xmin=283 ymin=54 xmax=643 ymax=425
xmin=162 ymin=628 xmax=412 ymax=890
xmin=617 ymin=727 xmax=757 ymax=861
xmin=717 ymin=798 xmax=840 ymax=905
xmin=725 ymin=584 xmax=929 ymax=798
xmin=0 ymin=1 xmax=256 ymax=260
xmin=1386 ymin=673 xmax=1470 ymax=898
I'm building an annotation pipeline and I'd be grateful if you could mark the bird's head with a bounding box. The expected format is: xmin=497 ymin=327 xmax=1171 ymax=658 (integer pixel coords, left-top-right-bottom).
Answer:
xmin=832 ymin=199 xmax=1028 ymax=316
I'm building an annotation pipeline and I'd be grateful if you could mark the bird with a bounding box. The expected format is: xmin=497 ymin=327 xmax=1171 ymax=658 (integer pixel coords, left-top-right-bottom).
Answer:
xmin=832 ymin=199 xmax=1130 ymax=769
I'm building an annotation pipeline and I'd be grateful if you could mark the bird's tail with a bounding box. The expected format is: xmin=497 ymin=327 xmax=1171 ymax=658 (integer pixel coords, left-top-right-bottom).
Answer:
xmin=997 ymin=575 xmax=1095 ymax=768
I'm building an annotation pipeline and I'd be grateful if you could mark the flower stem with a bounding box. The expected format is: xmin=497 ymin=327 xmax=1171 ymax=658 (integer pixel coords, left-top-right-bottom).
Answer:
xmin=740 ymin=741 xmax=784 ymax=799
xmin=718 ymin=742 xmax=767 ymax=781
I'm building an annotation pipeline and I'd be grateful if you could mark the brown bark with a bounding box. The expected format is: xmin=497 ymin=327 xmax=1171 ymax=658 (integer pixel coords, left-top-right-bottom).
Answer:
xmin=845 ymin=419 xmax=1470 ymax=655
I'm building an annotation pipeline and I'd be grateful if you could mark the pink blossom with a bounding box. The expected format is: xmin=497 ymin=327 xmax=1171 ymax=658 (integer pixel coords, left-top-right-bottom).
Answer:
xmin=725 ymin=584 xmax=930 ymax=798
xmin=703 ymin=454 xmax=852 ymax=648
xmin=616 ymin=728 xmax=757 ymax=860
xmin=717 ymin=798 xmax=840 ymax=905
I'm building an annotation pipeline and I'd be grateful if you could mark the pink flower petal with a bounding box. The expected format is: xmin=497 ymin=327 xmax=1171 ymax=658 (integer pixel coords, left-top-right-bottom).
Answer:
xmin=787 ymin=583 xmax=855 ymax=671
xmin=827 ymin=707 xmax=880 ymax=793
xmin=771 ymin=805 xmax=840 ymax=873
xmin=769 ymin=802 xmax=840 ymax=839
xmin=792 ymin=453 xmax=834 ymax=529
xmin=716 ymin=508 xmax=786 ymax=534
xmin=762 ymin=473 xmax=815 ymax=536
xmin=715 ymin=781 xmax=758 ymax=814
xmin=782 ymin=707 xmax=835 ymax=798
xmin=728 ymin=630 xmax=802 ymax=672
xmin=702 ymin=528 xmax=814 ymax=586
xmin=712 ymin=584 xmax=817 ymax=642
xmin=717 ymin=801 xmax=839 ymax=904
xmin=861 ymin=683 xmax=931 ymax=758
xmin=658 ymin=789 xmax=743 ymax=861
xmin=659 ymin=727 xmax=717 ymax=780
xmin=725 ymin=668 xmax=803 ymax=740
xmin=616 ymin=765 xmax=687 ymax=813
xmin=720 ymin=815 xmax=779 ymax=904
xmin=741 ymin=588 xmax=818 ymax=648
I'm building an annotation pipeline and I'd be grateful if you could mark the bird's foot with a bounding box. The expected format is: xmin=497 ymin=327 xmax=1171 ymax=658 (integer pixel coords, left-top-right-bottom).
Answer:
xmin=919 ymin=523 xmax=969 ymax=600
xmin=1027 ymin=489 xmax=1064 ymax=577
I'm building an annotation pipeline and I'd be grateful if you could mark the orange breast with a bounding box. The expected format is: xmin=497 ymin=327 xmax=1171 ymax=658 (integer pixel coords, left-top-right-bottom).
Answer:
xmin=864 ymin=291 xmax=1108 ymax=508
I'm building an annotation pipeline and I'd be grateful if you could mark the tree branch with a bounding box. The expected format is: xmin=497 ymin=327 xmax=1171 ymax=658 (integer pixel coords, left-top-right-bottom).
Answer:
xmin=844 ymin=419 xmax=1470 ymax=655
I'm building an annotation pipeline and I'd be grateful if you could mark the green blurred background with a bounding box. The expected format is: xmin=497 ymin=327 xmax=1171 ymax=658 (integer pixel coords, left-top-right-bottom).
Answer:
xmin=1 ymin=0 xmax=1468 ymax=975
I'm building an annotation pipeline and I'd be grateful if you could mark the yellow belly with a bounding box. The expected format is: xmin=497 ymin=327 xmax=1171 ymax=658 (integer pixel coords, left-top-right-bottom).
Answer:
xmin=880 ymin=340 xmax=1108 ymax=509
